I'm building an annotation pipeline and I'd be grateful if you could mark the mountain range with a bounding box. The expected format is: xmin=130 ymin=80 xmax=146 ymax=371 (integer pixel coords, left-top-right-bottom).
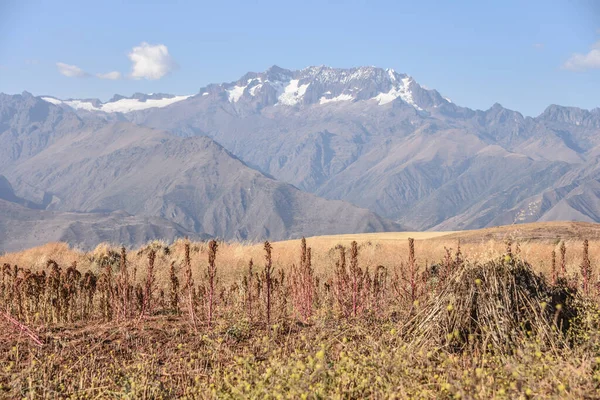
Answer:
xmin=1 ymin=65 xmax=599 ymax=251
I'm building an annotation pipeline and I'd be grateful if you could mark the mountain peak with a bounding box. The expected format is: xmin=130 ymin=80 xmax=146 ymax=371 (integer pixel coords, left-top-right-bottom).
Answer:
xmin=219 ymin=65 xmax=448 ymax=110
xmin=539 ymin=104 xmax=599 ymax=127
xmin=542 ymin=104 xmax=581 ymax=114
xmin=266 ymin=65 xmax=289 ymax=74
xmin=109 ymin=94 xmax=127 ymax=103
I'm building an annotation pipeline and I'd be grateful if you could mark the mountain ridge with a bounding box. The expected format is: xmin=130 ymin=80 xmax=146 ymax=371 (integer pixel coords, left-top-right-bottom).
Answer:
xmin=16 ymin=65 xmax=598 ymax=118
xmin=0 ymin=96 xmax=403 ymax=251
xmin=106 ymin=65 xmax=600 ymax=230
xmin=2 ymin=64 xmax=599 ymax=244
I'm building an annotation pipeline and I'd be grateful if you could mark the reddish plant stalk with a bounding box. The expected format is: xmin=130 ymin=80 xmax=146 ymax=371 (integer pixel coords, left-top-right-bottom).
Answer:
xmin=350 ymin=241 xmax=360 ymax=318
xmin=118 ymin=246 xmax=129 ymax=319
xmin=141 ymin=250 xmax=156 ymax=316
xmin=291 ymin=238 xmax=315 ymax=322
xmin=408 ymin=238 xmax=417 ymax=303
xmin=551 ymin=250 xmax=557 ymax=285
xmin=264 ymin=241 xmax=273 ymax=327
xmin=560 ymin=242 xmax=567 ymax=278
xmin=581 ymin=239 xmax=592 ymax=295
xmin=246 ymin=259 xmax=254 ymax=322
xmin=454 ymin=239 xmax=462 ymax=267
xmin=207 ymin=240 xmax=218 ymax=329
xmin=169 ymin=262 xmax=179 ymax=314
xmin=184 ymin=242 xmax=197 ymax=332
xmin=3 ymin=311 xmax=43 ymax=347
xmin=333 ymin=245 xmax=351 ymax=318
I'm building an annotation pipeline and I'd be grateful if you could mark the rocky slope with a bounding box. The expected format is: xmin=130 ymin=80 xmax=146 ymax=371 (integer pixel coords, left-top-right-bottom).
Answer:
xmin=0 ymin=175 xmax=205 ymax=252
xmin=104 ymin=65 xmax=600 ymax=230
xmin=0 ymin=95 xmax=401 ymax=251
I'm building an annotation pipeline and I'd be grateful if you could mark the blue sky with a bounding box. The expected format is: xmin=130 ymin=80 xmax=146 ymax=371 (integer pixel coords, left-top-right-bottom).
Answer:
xmin=0 ymin=0 xmax=598 ymax=116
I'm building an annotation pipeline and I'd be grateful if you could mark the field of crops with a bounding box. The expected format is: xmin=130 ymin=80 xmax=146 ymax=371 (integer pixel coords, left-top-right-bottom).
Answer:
xmin=3 ymin=222 xmax=600 ymax=398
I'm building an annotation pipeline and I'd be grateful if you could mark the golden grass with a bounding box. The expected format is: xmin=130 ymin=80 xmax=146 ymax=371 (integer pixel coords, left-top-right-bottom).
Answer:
xmin=283 ymin=230 xmax=457 ymax=244
xmin=2 ymin=222 xmax=600 ymax=288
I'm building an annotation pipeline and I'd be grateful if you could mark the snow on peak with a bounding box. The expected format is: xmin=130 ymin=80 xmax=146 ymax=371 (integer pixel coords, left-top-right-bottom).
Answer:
xmin=225 ymin=78 xmax=264 ymax=102
xmin=227 ymin=85 xmax=247 ymax=102
xmin=102 ymin=95 xmax=193 ymax=112
xmin=372 ymin=76 xmax=421 ymax=109
xmin=319 ymin=93 xmax=354 ymax=105
xmin=248 ymin=83 xmax=263 ymax=96
xmin=217 ymin=66 xmax=431 ymax=109
xmin=40 ymin=97 xmax=63 ymax=105
xmin=41 ymin=94 xmax=192 ymax=113
xmin=387 ymin=68 xmax=397 ymax=82
xmin=277 ymin=79 xmax=310 ymax=106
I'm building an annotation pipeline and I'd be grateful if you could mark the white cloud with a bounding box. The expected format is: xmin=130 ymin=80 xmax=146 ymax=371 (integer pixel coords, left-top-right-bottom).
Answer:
xmin=54 ymin=42 xmax=177 ymax=81
xmin=56 ymin=62 xmax=88 ymax=78
xmin=562 ymin=41 xmax=600 ymax=71
xmin=533 ymin=43 xmax=544 ymax=50
xmin=128 ymin=42 xmax=176 ymax=80
xmin=96 ymin=71 xmax=122 ymax=80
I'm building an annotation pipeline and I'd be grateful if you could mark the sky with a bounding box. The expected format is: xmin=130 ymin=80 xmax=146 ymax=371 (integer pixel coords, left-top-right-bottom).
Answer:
xmin=0 ymin=0 xmax=599 ymax=116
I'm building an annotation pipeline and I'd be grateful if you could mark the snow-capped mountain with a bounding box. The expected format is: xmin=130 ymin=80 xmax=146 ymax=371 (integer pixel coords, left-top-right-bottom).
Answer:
xmin=204 ymin=65 xmax=449 ymax=110
xmin=39 ymin=66 xmax=449 ymax=114
xmin=41 ymin=92 xmax=192 ymax=113
xmin=7 ymin=64 xmax=600 ymax=242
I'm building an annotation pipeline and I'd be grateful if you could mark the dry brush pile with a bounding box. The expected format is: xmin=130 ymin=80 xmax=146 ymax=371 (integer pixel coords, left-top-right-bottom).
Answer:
xmin=2 ymin=237 xmax=600 ymax=398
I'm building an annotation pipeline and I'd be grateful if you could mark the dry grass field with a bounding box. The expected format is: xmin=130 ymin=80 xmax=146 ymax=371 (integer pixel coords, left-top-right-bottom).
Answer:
xmin=3 ymin=221 xmax=599 ymax=285
xmin=3 ymin=221 xmax=600 ymax=398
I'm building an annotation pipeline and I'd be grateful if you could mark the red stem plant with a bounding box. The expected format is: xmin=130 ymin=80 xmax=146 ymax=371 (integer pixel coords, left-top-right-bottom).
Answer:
xmin=117 ymin=246 xmax=130 ymax=320
xmin=183 ymin=242 xmax=197 ymax=332
xmin=64 ymin=262 xmax=81 ymax=323
xmin=391 ymin=238 xmax=428 ymax=312
xmin=98 ymin=259 xmax=113 ymax=321
xmin=290 ymin=237 xmax=315 ymax=323
xmin=560 ymin=241 xmax=567 ymax=279
xmin=407 ymin=238 xmax=418 ymax=303
xmin=581 ymin=239 xmax=592 ymax=295
xmin=333 ymin=244 xmax=349 ymax=317
xmin=350 ymin=241 xmax=361 ymax=317
xmin=169 ymin=262 xmax=179 ymax=314
xmin=440 ymin=240 xmax=464 ymax=286
xmin=454 ymin=239 xmax=463 ymax=268
xmin=263 ymin=241 xmax=274 ymax=327
xmin=243 ymin=259 xmax=255 ymax=323
xmin=334 ymin=241 xmax=367 ymax=318
xmin=206 ymin=240 xmax=219 ymax=329
xmin=141 ymin=250 xmax=156 ymax=317
xmin=370 ymin=265 xmax=387 ymax=316
xmin=2 ymin=311 xmax=43 ymax=347
xmin=442 ymin=247 xmax=452 ymax=283
xmin=551 ymin=250 xmax=557 ymax=285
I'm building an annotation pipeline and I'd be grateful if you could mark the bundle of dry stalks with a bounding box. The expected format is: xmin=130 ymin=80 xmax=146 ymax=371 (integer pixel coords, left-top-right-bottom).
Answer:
xmin=404 ymin=256 xmax=577 ymax=353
